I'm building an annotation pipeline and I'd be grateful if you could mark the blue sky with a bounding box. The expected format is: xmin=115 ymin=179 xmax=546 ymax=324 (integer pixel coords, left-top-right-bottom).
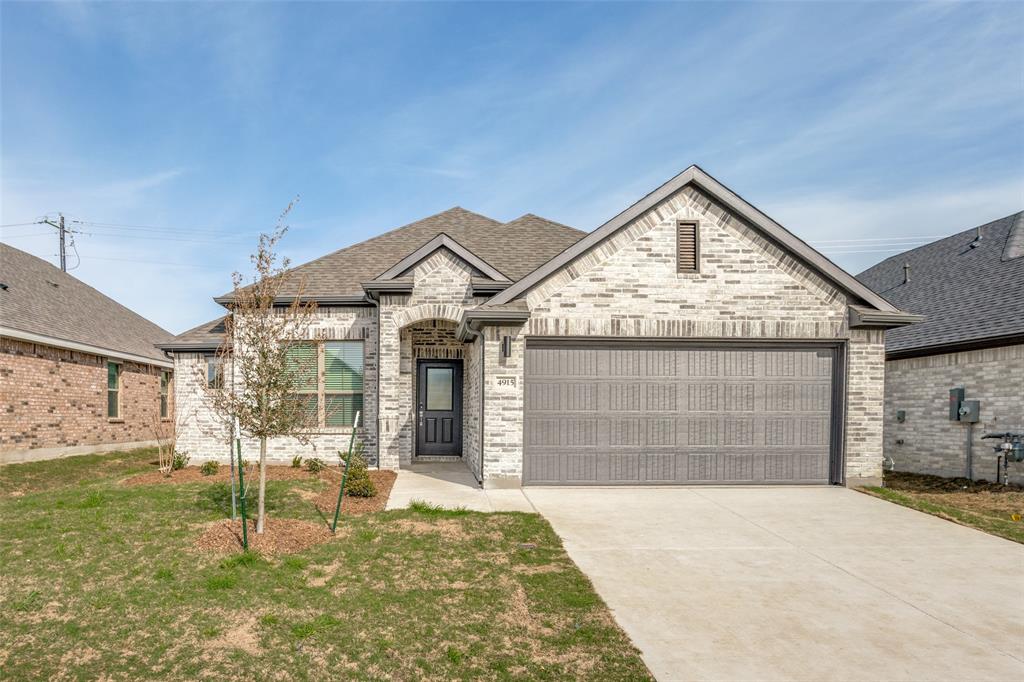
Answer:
xmin=2 ymin=1 xmax=1022 ymax=334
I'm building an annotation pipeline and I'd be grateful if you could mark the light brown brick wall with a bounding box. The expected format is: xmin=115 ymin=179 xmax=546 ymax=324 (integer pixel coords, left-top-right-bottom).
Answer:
xmin=0 ymin=337 xmax=169 ymax=455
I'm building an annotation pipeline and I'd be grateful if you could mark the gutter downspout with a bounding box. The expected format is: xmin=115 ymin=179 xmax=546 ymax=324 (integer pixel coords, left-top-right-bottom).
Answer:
xmin=368 ymin=293 xmax=382 ymax=470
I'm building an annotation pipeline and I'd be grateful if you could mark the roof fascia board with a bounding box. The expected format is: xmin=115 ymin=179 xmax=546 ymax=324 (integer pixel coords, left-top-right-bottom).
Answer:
xmin=213 ymin=295 xmax=372 ymax=307
xmin=373 ymin=233 xmax=511 ymax=282
xmin=848 ymin=305 xmax=925 ymax=329
xmin=157 ymin=343 xmax=222 ymax=353
xmin=2 ymin=326 xmax=174 ymax=369
xmin=887 ymin=333 xmax=1024 ymax=361
xmin=487 ymin=165 xmax=899 ymax=312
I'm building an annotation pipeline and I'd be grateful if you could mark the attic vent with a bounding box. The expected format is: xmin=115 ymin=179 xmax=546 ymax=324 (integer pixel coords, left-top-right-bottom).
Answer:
xmin=676 ymin=221 xmax=699 ymax=273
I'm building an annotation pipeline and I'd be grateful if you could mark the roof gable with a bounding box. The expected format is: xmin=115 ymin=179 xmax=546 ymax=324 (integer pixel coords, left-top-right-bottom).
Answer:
xmin=373 ymin=233 xmax=511 ymax=282
xmin=487 ymin=165 xmax=899 ymax=313
xmin=218 ymin=207 xmax=585 ymax=303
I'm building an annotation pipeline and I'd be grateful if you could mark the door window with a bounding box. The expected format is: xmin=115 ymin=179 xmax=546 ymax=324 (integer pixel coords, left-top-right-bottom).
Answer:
xmin=425 ymin=367 xmax=453 ymax=410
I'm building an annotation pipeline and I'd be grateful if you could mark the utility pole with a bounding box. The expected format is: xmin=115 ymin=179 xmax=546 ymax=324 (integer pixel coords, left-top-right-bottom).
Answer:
xmin=41 ymin=214 xmax=67 ymax=271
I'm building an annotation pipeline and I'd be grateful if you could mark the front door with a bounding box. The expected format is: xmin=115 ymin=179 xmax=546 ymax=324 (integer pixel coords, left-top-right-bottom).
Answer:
xmin=416 ymin=360 xmax=463 ymax=456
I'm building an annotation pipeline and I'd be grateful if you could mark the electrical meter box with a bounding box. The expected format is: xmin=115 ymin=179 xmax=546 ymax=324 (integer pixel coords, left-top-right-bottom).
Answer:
xmin=958 ymin=400 xmax=981 ymax=423
xmin=949 ymin=387 xmax=965 ymax=421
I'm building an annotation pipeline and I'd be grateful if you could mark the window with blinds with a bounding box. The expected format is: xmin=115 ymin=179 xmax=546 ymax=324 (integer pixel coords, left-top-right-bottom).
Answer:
xmin=677 ymin=220 xmax=699 ymax=273
xmin=283 ymin=340 xmax=364 ymax=428
xmin=160 ymin=371 xmax=170 ymax=419
xmin=325 ymin=341 xmax=363 ymax=427
xmin=107 ymin=361 xmax=121 ymax=419
xmin=285 ymin=343 xmax=319 ymax=424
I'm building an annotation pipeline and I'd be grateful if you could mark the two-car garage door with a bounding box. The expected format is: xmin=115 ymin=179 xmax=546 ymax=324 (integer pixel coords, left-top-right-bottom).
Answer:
xmin=523 ymin=342 xmax=838 ymax=485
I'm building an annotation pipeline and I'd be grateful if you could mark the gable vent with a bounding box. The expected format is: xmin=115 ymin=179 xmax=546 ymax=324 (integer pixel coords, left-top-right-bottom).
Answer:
xmin=677 ymin=220 xmax=699 ymax=273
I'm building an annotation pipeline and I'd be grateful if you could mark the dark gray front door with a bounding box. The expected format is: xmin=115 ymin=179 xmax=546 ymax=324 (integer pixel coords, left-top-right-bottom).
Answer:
xmin=417 ymin=360 xmax=463 ymax=456
xmin=523 ymin=342 xmax=838 ymax=485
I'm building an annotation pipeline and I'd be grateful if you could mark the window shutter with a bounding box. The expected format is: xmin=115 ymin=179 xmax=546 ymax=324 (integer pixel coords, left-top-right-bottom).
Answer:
xmin=677 ymin=221 xmax=699 ymax=273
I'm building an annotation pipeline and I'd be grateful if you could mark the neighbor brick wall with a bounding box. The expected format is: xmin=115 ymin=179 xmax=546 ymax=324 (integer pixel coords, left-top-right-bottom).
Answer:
xmin=1 ymin=336 xmax=167 ymax=461
xmin=883 ymin=343 xmax=1024 ymax=484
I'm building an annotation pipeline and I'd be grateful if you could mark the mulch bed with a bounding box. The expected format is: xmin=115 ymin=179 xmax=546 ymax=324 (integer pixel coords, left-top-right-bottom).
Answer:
xmin=123 ymin=464 xmax=336 ymax=487
xmin=885 ymin=470 xmax=1024 ymax=494
xmin=314 ymin=470 xmax=397 ymax=515
xmin=194 ymin=518 xmax=336 ymax=555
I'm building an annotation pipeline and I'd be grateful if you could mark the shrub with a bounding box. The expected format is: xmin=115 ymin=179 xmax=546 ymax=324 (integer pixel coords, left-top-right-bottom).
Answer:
xmin=200 ymin=461 xmax=219 ymax=476
xmin=305 ymin=457 xmax=326 ymax=474
xmin=171 ymin=449 xmax=190 ymax=471
xmin=344 ymin=444 xmax=376 ymax=498
xmin=291 ymin=455 xmax=303 ymax=469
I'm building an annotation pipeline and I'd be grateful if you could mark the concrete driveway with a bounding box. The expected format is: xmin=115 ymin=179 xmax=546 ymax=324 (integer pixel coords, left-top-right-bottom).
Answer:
xmin=524 ymin=486 xmax=1024 ymax=682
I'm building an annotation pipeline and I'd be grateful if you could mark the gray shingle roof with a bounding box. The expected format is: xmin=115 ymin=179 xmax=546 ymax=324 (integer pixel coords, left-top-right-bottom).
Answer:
xmin=221 ymin=207 xmax=585 ymax=300
xmin=158 ymin=316 xmax=226 ymax=351
xmin=857 ymin=211 xmax=1024 ymax=355
xmin=0 ymin=242 xmax=172 ymax=363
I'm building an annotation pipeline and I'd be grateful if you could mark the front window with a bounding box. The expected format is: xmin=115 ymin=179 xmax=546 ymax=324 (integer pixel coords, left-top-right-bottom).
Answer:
xmin=160 ymin=371 xmax=170 ymax=419
xmin=206 ymin=356 xmax=224 ymax=389
xmin=284 ymin=340 xmax=364 ymax=429
xmin=285 ymin=342 xmax=319 ymax=425
xmin=324 ymin=341 xmax=364 ymax=427
xmin=107 ymin=361 xmax=121 ymax=419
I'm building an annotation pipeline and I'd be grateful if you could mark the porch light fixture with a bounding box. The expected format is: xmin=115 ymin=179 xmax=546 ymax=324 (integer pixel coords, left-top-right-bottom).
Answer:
xmin=501 ymin=336 xmax=512 ymax=358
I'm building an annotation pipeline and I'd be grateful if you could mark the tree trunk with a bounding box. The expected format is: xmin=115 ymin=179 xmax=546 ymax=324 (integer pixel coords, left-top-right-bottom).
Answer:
xmin=256 ymin=436 xmax=268 ymax=533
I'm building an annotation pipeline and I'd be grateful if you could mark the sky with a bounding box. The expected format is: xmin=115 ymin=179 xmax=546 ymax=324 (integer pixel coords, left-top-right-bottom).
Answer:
xmin=2 ymin=1 xmax=1022 ymax=335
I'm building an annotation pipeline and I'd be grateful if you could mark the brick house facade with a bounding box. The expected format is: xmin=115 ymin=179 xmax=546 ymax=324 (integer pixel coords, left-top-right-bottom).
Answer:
xmin=0 ymin=338 xmax=171 ymax=460
xmin=0 ymin=243 xmax=173 ymax=464
xmin=859 ymin=211 xmax=1024 ymax=485
xmin=164 ymin=166 xmax=917 ymax=487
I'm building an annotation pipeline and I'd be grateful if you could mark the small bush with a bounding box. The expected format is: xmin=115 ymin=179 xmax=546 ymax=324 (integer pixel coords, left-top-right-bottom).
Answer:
xmin=291 ymin=455 xmax=303 ymax=469
xmin=171 ymin=449 xmax=190 ymax=471
xmin=305 ymin=457 xmax=326 ymax=474
xmin=344 ymin=445 xmax=376 ymax=498
xmin=199 ymin=461 xmax=219 ymax=476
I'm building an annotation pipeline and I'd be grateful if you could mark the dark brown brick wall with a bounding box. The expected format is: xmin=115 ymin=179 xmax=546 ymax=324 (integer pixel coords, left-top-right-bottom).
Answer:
xmin=0 ymin=337 xmax=170 ymax=452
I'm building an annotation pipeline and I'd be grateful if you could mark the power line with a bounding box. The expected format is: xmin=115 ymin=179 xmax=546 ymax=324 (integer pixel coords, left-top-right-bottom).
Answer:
xmin=0 ymin=221 xmax=45 ymax=229
xmin=74 ymin=228 xmax=252 ymax=246
xmin=70 ymin=218 xmax=256 ymax=238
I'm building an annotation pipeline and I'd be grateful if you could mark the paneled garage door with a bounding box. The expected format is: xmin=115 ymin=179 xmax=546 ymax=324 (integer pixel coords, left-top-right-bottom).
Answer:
xmin=523 ymin=343 xmax=838 ymax=485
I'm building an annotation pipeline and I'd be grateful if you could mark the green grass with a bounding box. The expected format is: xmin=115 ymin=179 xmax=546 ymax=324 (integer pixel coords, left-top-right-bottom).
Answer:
xmin=0 ymin=448 xmax=650 ymax=680
xmin=863 ymin=485 xmax=1024 ymax=545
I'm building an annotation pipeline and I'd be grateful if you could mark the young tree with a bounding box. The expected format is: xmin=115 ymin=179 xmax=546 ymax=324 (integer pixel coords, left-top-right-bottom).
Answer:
xmin=206 ymin=202 xmax=320 ymax=533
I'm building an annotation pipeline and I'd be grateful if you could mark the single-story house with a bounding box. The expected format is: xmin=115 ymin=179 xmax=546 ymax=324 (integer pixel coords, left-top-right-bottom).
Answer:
xmin=0 ymin=242 xmax=174 ymax=464
xmin=858 ymin=211 xmax=1024 ymax=484
xmin=161 ymin=165 xmax=919 ymax=488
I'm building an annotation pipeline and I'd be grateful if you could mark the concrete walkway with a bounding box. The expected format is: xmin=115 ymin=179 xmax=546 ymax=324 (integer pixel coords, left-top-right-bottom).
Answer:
xmin=384 ymin=462 xmax=535 ymax=512
xmin=386 ymin=468 xmax=1024 ymax=681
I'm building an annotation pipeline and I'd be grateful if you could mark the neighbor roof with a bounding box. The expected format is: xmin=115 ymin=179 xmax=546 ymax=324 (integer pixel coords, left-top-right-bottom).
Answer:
xmin=0 ymin=242 xmax=172 ymax=365
xmin=857 ymin=211 xmax=1024 ymax=357
xmin=217 ymin=207 xmax=585 ymax=302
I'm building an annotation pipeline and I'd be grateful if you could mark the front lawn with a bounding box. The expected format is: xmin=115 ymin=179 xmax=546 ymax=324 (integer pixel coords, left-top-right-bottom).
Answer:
xmin=863 ymin=470 xmax=1024 ymax=544
xmin=0 ymin=449 xmax=650 ymax=680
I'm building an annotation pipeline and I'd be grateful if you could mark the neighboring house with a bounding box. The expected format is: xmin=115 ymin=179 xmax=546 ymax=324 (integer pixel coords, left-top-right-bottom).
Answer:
xmin=161 ymin=165 xmax=917 ymax=487
xmin=858 ymin=211 xmax=1024 ymax=484
xmin=0 ymin=243 xmax=174 ymax=463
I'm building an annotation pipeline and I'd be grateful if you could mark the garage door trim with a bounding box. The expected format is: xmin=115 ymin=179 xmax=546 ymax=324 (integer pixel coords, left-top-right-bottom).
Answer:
xmin=523 ymin=337 xmax=847 ymax=486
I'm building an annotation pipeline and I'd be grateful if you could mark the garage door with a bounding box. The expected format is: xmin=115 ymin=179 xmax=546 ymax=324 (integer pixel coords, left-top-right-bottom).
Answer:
xmin=523 ymin=343 xmax=837 ymax=485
